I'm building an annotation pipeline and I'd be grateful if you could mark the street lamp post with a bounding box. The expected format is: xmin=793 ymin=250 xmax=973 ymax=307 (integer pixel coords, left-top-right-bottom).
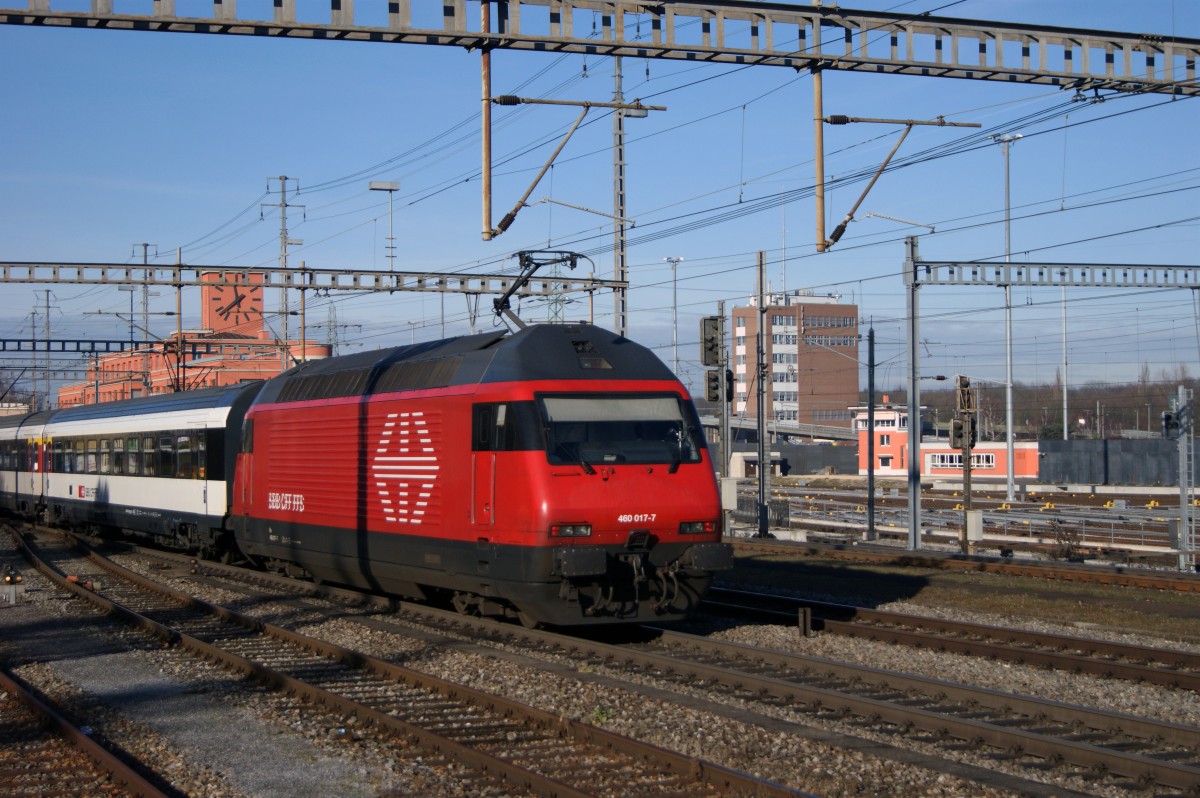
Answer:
xmin=994 ymin=133 xmax=1021 ymax=502
xmin=369 ymin=181 xmax=401 ymax=271
xmin=664 ymin=257 xmax=684 ymax=375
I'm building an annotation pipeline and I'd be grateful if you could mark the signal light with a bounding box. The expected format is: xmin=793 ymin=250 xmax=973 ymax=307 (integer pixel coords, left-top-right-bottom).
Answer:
xmin=950 ymin=419 xmax=965 ymax=449
xmin=699 ymin=316 xmax=722 ymax=366
xmin=1163 ymin=411 xmax=1180 ymax=439
xmin=950 ymin=417 xmax=977 ymax=450
xmin=705 ymin=370 xmax=721 ymax=403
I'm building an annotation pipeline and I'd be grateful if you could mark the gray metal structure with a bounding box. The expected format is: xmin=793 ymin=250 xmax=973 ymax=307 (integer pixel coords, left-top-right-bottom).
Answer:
xmin=903 ymin=239 xmax=1200 ymax=553
xmin=0 ymin=261 xmax=622 ymax=297
xmin=2 ymin=3 xmax=1198 ymax=97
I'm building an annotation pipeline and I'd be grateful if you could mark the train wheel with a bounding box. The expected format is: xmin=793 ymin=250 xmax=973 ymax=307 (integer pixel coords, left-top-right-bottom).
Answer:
xmin=451 ymin=592 xmax=478 ymax=616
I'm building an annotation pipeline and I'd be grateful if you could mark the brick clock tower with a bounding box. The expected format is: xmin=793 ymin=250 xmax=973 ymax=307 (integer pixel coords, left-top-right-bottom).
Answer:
xmin=200 ymin=271 xmax=265 ymax=334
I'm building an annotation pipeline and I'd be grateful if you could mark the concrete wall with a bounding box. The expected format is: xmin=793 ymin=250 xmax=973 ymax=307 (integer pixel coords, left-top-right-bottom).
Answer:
xmin=718 ymin=443 xmax=858 ymax=477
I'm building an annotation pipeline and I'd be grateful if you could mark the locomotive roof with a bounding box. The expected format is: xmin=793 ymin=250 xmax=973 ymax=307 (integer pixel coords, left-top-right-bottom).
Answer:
xmin=253 ymin=323 xmax=675 ymax=405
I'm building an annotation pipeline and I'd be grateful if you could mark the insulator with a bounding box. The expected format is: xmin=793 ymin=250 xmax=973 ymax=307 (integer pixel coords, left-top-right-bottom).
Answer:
xmin=493 ymin=95 xmax=522 ymax=106
xmin=827 ymin=114 xmax=851 ymax=125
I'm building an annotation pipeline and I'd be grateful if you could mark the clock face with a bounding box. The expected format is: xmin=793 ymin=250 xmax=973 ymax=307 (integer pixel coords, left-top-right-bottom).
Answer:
xmin=206 ymin=273 xmax=263 ymax=330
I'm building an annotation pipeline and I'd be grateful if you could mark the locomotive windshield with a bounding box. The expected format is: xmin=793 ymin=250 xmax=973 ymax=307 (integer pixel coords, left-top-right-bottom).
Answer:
xmin=540 ymin=393 xmax=704 ymax=468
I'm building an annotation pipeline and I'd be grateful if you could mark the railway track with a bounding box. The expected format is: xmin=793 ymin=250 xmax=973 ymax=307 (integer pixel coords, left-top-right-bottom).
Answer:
xmin=108 ymin=544 xmax=1200 ymax=796
xmin=704 ymin=586 xmax=1200 ymax=692
xmin=0 ymin=665 xmax=169 ymax=798
xmin=763 ymin=484 xmax=1188 ymax=558
xmin=732 ymin=537 xmax=1200 ymax=593
xmin=8 ymin=527 xmax=800 ymax=798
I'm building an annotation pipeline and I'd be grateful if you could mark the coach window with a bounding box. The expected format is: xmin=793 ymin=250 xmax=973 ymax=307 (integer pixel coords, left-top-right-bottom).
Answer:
xmin=74 ymin=440 xmax=85 ymax=473
xmin=99 ymin=439 xmax=111 ymax=474
xmin=142 ymin=436 xmax=156 ymax=476
xmin=51 ymin=441 xmax=63 ymax=473
xmin=111 ymin=438 xmax=125 ymax=476
xmin=197 ymin=432 xmax=210 ymax=479
xmin=176 ymin=434 xmax=194 ymax=479
xmin=127 ymin=438 xmax=141 ymax=476
xmin=157 ymin=434 xmax=175 ymax=478
xmin=86 ymin=440 xmax=99 ymax=474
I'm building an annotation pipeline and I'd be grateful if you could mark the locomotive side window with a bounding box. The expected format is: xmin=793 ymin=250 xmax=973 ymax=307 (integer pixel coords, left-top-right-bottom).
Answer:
xmin=472 ymin=402 xmax=541 ymax=451
xmin=242 ymin=419 xmax=254 ymax=454
xmin=540 ymin=394 xmax=705 ymax=467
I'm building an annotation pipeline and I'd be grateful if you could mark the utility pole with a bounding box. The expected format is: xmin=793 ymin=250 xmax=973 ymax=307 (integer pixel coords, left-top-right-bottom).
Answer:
xmin=133 ymin=243 xmax=159 ymax=395
xmin=994 ymin=133 xmax=1021 ymax=501
xmin=613 ymin=57 xmax=628 ymax=336
xmin=264 ymin=177 xmax=304 ymax=369
xmin=1165 ymin=387 xmax=1195 ymax=572
xmin=29 ymin=306 xmax=38 ymax=410
xmin=42 ymin=290 xmax=51 ymax=410
xmin=904 ymin=236 xmax=922 ymax=550
xmin=665 ymin=257 xmax=683 ymax=375
xmin=368 ymin=181 xmax=400 ymax=271
xmin=755 ymin=251 xmax=770 ymax=537
xmin=866 ymin=325 xmax=876 ymax=540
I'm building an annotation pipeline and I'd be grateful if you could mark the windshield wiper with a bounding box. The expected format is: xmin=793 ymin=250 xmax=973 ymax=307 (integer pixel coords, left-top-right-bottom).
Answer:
xmin=558 ymin=443 xmax=595 ymax=475
xmin=667 ymin=427 xmax=684 ymax=474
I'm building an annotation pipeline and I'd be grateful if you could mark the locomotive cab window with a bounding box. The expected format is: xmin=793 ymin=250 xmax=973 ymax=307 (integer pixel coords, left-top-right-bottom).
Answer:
xmin=540 ymin=393 xmax=705 ymax=467
xmin=472 ymin=402 xmax=541 ymax=451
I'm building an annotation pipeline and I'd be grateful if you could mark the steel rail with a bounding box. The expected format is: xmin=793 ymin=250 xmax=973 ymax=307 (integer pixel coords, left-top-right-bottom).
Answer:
xmin=0 ymin=666 xmax=171 ymax=798
xmin=123 ymin=543 xmax=1200 ymax=793
xmin=705 ymin=586 xmax=1200 ymax=692
xmin=731 ymin=538 xmax=1200 ymax=592
xmin=638 ymin=629 xmax=1200 ymax=791
xmin=10 ymin=528 xmax=803 ymax=798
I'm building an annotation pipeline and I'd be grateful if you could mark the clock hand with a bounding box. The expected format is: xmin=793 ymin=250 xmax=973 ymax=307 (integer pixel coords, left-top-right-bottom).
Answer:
xmin=217 ymin=293 xmax=245 ymax=316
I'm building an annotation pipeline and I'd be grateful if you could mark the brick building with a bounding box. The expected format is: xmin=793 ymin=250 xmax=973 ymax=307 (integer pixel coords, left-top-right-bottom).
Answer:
xmin=58 ymin=271 xmax=330 ymax=407
xmin=731 ymin=291 xmax=859 ymax=428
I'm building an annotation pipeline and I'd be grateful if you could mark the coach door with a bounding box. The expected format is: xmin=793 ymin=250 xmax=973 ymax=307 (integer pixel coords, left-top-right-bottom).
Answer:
xmin=232 ymin=418 xmax=254 ymax=532
xmin=33 ymin=438 xmax=47 ymax=502
xmin=473 ymin=452 xmax=495 ymax=526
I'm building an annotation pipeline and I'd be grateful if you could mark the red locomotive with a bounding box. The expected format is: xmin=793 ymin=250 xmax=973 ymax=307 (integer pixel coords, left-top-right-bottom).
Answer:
xmin=230 ymin=321 xmax=731 ymax=626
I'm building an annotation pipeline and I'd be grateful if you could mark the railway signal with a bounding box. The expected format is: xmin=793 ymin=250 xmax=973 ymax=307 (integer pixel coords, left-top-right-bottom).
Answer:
xmin=699 ymin=316 xmax=721 ymax=366
xmin=705 ymin=370 xmax=721 ymax=403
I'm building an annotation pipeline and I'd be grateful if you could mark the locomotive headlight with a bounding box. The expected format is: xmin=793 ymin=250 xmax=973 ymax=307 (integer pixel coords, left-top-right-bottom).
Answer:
xmin=678 ymin=521 xmax=715 ymax=535
xmin=550 ymin=523 xmax=592 ymax=537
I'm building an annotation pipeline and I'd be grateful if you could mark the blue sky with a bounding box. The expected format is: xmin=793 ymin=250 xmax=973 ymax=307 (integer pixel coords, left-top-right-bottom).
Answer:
xmin=1 ymin=0 xmax=1198 ymax=403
